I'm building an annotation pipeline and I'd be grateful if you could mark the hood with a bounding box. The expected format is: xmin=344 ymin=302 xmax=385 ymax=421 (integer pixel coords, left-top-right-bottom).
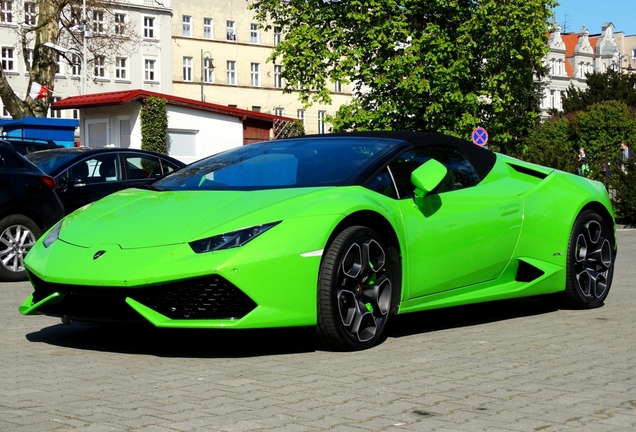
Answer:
xmin=60 ymin=187 xmax=331 ymax=248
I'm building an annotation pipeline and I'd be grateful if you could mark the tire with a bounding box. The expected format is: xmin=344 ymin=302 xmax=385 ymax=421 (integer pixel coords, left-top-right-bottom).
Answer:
xmin=316 ymin=226 xmax=395 ymax=351
xmin=562 ymin=210 xmax=615 ymax=309
xmin=0 ymin=214 xmax=41 ymax=282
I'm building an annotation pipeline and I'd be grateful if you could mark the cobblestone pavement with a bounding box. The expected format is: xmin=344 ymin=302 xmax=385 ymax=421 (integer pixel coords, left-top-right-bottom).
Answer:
xmin=1 ymin=230 xmax=635 ymax=432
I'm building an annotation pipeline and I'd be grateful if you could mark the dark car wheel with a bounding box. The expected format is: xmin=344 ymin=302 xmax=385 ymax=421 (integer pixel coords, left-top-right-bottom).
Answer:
xmin=317 ymin=226 xmax=395 ymax=351
xmin=0 ymin=214 xmax=41 ymax=282
xmin=563 ymin=210 xmax=615 ymax=309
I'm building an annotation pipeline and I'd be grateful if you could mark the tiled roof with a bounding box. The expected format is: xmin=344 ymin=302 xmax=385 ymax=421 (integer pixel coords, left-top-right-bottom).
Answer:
xmin=51 ymin=89 xmax=295 ymax=123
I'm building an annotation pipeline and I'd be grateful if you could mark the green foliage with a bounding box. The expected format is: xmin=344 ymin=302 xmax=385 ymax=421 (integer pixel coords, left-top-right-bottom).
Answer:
xmin=140 ymin=96 xmax=168 ymax=155
xmin=519 ymin=101 xmax=636 ymax=176
xmin=251 ymin=0 xmax=557 ymax=153
xmin=610 ymin=158 xmax=636 ymax=225
xmin=569 ymin=101 xmax=636 ymax=161
xmin=520 ymin=116 xmax=578 ymax=173
xmin=562 ymin=70 xmax=636 ymax=115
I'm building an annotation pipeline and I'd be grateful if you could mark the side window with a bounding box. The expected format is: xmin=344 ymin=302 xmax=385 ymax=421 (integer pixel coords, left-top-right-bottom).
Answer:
xmin=124 ymin=154 xmax=161 ymax=179
xmin=64 ymin=155 xmax=121 ymax=183
xmin=159 ymin=159 xmax=181 ymax=175
xmin=363 ymin=167 xmax=397 ymax=199
xmin=389 ymin=146 xmax=480 ymax=199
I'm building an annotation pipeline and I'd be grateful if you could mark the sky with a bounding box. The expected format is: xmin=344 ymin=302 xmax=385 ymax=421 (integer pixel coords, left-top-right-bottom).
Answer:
xmin=552 ymin=0 xmax=636 ymax=36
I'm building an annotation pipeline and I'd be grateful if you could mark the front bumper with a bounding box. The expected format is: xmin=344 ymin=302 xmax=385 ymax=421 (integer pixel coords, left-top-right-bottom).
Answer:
xmin=20 ymin=228 xmax=324 ymax=329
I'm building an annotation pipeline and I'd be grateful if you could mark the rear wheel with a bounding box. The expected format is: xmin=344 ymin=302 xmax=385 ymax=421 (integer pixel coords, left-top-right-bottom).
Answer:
xmin=563 ymin=210 xmax=614 ymax=309
xmin=316 ymin=226 xmax=395 ymax=351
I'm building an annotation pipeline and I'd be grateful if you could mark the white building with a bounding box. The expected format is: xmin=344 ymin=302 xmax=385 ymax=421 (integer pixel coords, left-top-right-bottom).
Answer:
xmin=542 ymin=23 xmax=621 ymax=115
xmin=0 ymin=0 xmax=173 ymax=144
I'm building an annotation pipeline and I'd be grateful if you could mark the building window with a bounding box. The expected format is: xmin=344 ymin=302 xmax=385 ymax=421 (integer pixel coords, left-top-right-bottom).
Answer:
xmin=93 ymin=55 xmax=105 ymax=78
xmin=71 ymin=54 xmax=81 ymax=76
xmin=92 ymin=10 xmax=104 ymax=34
xmin=203 ymin=57 xmax=214 ymax=83
xmin=145 ymin=59 xmax=156 ymax=81
xmin=250 ymin=23 xmax=259 ymax=44
xmin=0 ymin=1 xmax=12 ymax=23
xmin=252 ymin=106 xmax=261 ymax=112
xmin=250 ymin=62 xmax=260 ymax=86
xmin=633 ymin=49 xmax=636 ymax=59
xmin=182 ymin=15 xmax=191 ymax=37
xmin=318 ymin=111 xmax=326 ymax=134
xmin=25 ymin=48 xmax=33 ymax=69
xmin=72 ymin=109 xmax=79 ymax=120
xmin=203 ymin=18 xmax=213 ymax=39
xmin=1 ymin=47 xmax=14 ymax=71
xmin=183 ymin=57 xmax=192 ymax=81
xmin=144 ymin=16 xmax=155 ymax=38
xmin=24 ymin=2 xmax=37 ymax=26
xmin=274 ymin=26 xmax=281 ymax=45
xmin=550 ymin=90 xmax=555 ymax=109
xmin=115 ymin=57 xmax=127 ymax=79
xmin=55 ymin=53 xmax=63 ymax=75
xmin=226 ymin=20 xmax=236 ymax=41
xmin=114 ymin=13 xmax=125 ymax=35
xmin=297 ymin=109 xmax=305 ymax=125
xmin=48 ymin=97 xmax=61 ymax=118
xmin=335 ymin=81 xmax=342 ymax=93
xmin=274 ymin=107 xmax=284 ymax=116
xmin=227 ymin=60 xmax=236 ymax=85
xmin=274 ymin=65 xmax=282 ymax=88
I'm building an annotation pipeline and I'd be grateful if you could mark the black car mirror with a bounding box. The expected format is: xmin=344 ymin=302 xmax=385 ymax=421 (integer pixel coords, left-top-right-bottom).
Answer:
xmin=66 ymin=176 xmax=87 ymax=188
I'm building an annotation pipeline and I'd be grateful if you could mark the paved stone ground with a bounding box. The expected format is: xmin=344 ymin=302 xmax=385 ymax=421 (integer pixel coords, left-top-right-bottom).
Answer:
xmin=1 ymin=230 xmax=635 ymax=432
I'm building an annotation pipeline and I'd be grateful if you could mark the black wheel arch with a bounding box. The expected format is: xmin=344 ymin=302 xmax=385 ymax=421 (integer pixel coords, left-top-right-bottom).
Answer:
xmin=322 ymin=210 xmax=403 ymax=314
xmin=0 ymin=204 xmax=46 ymax=232
xmin=578 ymin=202 xmax=616 ymax=249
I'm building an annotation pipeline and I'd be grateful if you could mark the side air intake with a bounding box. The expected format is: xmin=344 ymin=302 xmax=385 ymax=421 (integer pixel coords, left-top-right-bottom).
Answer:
xmin=507 ymin=163 xmax=548 ymax=180
xmin=515 ymin=260 xmax=545 ymax=283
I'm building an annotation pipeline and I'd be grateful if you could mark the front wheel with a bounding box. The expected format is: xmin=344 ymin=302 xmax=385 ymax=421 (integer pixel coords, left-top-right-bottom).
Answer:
xmin=0 ymin=214 xmax=41 ymax=282
xmin=316 ymin=226 xmax=396 ymax=351
xmin=563 ymin=210 xmax=615 ymax=309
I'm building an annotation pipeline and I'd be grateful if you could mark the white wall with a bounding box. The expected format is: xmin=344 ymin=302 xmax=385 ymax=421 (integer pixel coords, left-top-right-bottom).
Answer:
xmin=80 ymin=102 xmax=245 ymax=164
xmin=165 ymin=105 xmax=243 ymax=164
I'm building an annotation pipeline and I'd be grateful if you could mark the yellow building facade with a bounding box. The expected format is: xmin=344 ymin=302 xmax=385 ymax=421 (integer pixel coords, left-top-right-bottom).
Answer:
xmin=171 ymin=1 xmax=353 ymax=135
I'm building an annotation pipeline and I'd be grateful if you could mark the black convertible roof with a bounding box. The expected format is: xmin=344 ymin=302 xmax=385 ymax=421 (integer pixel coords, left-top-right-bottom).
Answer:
xmin=297 ymin=131 xmax=497 ymax=183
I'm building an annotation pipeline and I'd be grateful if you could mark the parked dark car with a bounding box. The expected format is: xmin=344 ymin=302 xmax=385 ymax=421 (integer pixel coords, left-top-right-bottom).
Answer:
xmin=0 ymin=142 xmax=64 ymax=281
xmin=26 ymin=147 xmax=186 ymax=214
xmin=1 ymin=138 xmax=63 ymax=155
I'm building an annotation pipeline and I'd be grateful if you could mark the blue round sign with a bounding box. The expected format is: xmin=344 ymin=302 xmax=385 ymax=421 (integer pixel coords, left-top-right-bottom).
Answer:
xmin=472 ymin=127 xmax=488 ymax=147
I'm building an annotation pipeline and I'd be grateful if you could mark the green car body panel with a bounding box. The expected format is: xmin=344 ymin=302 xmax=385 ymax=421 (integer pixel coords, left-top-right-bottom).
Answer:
xmin=19 ymin=133 xmax=616 ymax=347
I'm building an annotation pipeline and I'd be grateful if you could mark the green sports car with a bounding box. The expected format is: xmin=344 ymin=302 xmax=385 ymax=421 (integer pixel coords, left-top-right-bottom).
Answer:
xmin=19 ymin=132 xmax=616 ymax=351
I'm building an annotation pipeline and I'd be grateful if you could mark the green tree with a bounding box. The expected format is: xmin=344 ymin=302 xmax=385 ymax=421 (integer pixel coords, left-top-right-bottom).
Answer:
xmin=561 ymin=69 xmax=636 ymax=115
xmin=141 ymin=96 xmax=168 ymax=155
xmin=519 ymin=101 xmax=636 ymax=176
xmin=251 ymin=0 xmax=557 ymax=153
xmin=520 ymin=116 xmax=577 ymax=173
xmin=0 ymin=1 xmax=139 ymax=119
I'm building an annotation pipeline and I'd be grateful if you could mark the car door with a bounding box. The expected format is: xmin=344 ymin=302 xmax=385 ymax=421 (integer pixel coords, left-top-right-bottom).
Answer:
xmin=389 ymin=146 xmax=523 ymax=299
xmin=56 ymin=153 xmax=123 ymax=213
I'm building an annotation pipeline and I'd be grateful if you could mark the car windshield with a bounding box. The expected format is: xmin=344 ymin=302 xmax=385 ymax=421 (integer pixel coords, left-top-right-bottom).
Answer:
xmin=26 ymin=149 xmax=87 ymax=174
xmin=153 ymin=137 xmax=395 ymax=191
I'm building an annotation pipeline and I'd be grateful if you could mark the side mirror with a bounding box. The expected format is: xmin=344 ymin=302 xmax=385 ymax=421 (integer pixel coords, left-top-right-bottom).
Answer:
xmin=65 ymin=176 xmax=87 ymax=188
xmin=411 ymin=159 xmax=448 ymax=198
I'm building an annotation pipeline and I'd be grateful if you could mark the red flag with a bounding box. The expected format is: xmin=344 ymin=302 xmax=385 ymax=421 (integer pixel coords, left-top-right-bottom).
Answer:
xmin=29 ymin=82 xmax=50 ymax=99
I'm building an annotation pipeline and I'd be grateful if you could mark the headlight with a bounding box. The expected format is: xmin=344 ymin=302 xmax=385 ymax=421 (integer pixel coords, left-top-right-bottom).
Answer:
xmin=189 ymin=221 xmax=281 ymax=254
xmin=43 ymin=221 xmax=63 ymax=248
